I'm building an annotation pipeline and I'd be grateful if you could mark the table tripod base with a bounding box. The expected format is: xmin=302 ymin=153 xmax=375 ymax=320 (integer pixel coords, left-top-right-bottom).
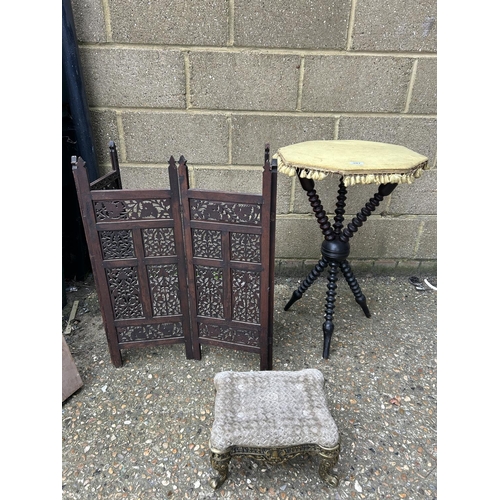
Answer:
xmin=285 ymin=174 xmax=396 ymax=359
xmin=285 ymin=257 xmax=370 ymax=359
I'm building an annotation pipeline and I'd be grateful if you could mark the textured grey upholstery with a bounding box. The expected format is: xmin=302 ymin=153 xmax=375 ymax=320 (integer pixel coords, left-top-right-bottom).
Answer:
xmin=210 ymin=369 xmax=339 ymax=451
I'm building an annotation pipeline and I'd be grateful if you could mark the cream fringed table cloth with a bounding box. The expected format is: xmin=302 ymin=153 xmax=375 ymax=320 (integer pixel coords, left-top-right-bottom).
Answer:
xmin=274 ymin=140 xmax=429 ymax=185
xmin=273 ymin=140 xmax=429 ymax=360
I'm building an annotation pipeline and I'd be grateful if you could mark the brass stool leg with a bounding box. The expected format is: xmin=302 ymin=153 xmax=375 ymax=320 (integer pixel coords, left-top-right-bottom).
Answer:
xmin=339 ymin=260 xmax=371 ymax=318
xmin=318 ymin=443 xmax=341 ymax=486
xmin=209 ymin=450 xmax=231 ymax=489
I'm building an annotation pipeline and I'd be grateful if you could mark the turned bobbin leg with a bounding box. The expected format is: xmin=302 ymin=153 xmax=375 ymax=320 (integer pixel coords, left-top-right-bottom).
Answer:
xmin=296 ymin=173 xmax=335 ymax=240
xmin=320 ymin=231 xmax=350 ymax=359
xmin=284 ymin=256 xmax=329 ymax=311
xmin=322 ymin=261 xmax=339 ymax=359
xmin=285 ymin=172 xmax=335 ymax=311
xmin=340 ymin=183 xmax=398 ymax=243
xmin=332 ymin=178 xmax=347 ymax=237
xmin=339 ymin=260 xmax=371 ymax=318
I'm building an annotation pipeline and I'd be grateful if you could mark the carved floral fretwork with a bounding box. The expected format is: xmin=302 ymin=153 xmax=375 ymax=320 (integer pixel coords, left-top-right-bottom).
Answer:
xmin=192 ymin=229 xmax=222 ymax=259
xmin=143 ymin=227 xmax=176 ymax=257
xmin=117 ymin=322 xmax=183 ymax=343
xmin=147 ymin=264 xmax=181 ymax=316
xmin=195 ymin=266 xmax=224 ymax=318
xmin=232 ymin=270 xmax=260 ymax=323
xmin=94 ymin=199 xmax=172 ymax=221
xmin=190 ymin=200 xmax=261 ymax=225
xmin=106 ymin=267 xmax=143 ymax=319
xmin=230 ymin=232 xmax=261 ymax=262
xmin=99 ymin=230 xmax=135 ymax=260
xmin=198 ymin=323 xmax=260 ymax=346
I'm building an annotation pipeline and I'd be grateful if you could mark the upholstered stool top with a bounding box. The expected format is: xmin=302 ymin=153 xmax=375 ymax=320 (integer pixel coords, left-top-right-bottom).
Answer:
xmin=209 ymin=369 xmax=339 ymax=452
xmin=274 ymin=140 xmax=429 ymax=186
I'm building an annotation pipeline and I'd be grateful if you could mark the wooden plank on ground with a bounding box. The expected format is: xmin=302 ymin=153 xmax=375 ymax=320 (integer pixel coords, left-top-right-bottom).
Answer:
xmin=62 ymin=335 xmax=83 ymax=402
xmin=64 ymin=300 xmax=79 ymax=335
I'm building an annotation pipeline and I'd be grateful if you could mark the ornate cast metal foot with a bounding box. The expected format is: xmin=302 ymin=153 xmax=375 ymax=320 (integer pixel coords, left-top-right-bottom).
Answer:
xmin=319 ymin=460 xmax=339 ymax=487
xmin=318 ymin=443 xmax=341 ymax=486
xmin=209 ymin=450 xmax=231 ymax=489
xmin=208 ymin=442 xmax=341 ymax=488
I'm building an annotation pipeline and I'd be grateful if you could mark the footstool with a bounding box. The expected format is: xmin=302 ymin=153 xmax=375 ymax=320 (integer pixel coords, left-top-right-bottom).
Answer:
xmin=208 ymin=369 xmax=340 ymax=488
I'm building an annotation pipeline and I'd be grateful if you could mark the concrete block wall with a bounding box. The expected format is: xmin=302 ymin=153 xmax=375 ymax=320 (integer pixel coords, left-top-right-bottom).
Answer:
xmin=71 ymin=0 xmax=437 ymax=276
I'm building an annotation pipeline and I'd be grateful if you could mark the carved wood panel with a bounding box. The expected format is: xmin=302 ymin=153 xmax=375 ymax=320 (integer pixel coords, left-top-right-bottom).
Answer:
xmin=72 ymin=145 xmax=276 ymax=370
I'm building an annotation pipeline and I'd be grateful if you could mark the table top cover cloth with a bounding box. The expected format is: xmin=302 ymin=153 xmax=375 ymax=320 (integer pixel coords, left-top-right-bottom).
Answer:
xmin=273 ymin=140 xmax=429 ymax=186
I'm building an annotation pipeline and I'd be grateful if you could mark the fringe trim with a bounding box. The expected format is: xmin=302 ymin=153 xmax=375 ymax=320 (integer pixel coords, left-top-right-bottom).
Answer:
xmin=275 ymin=157 xmax=429 ymax=186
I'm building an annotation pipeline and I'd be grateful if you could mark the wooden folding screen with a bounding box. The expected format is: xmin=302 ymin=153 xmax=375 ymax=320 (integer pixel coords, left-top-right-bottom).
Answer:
xmin=72 ymin=144 xmax=277 ymax=370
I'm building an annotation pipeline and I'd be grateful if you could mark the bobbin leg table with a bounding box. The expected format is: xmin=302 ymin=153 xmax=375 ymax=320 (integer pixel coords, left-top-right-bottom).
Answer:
xmin=274 ymin=140 xmax=429 ymax=359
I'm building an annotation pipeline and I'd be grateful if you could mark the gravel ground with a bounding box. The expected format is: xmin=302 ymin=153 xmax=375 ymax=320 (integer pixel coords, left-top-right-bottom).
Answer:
xmin=62 ymin=274 xmax=437 ymax=499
